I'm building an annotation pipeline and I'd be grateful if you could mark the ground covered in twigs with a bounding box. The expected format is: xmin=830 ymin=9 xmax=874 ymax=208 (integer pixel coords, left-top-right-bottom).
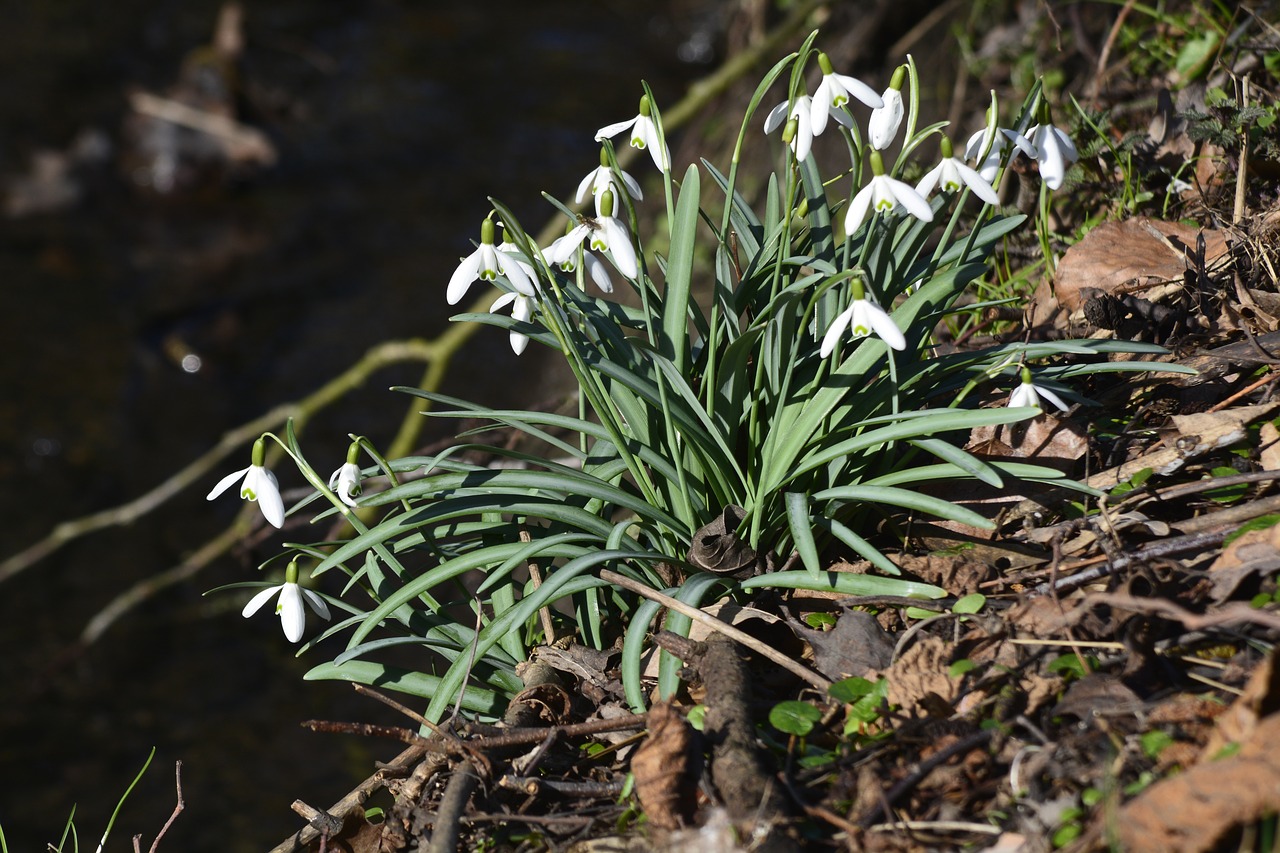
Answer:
xmin=271 ymin=5 xmax=1280 ymax=852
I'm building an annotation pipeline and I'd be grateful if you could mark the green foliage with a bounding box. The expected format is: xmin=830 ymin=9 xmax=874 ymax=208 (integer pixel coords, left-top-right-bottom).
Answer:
xmin=215 ymin=34 xmax=1189 ymax=722
xmin=769 ymin=699 xmax=823 ymax=736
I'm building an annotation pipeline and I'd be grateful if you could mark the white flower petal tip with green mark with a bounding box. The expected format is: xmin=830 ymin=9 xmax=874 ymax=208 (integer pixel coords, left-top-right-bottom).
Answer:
xmin=916 ymin=156 xmax=1000 ymax=206
xmin=964 ymin=126 xmax=1036 ymax=183
xmin=1026 ymin=123 xmax=1078 ymax=190
xmin=328 ymin=462 xmax=362 ymax=508
xmin=819 ymin=298 xmax=906 ymax=357
xmin=547 ymin=206 xmax=637 ymax=282
xmin=447 ymin=240 xmax=534 ymax=306
xmin=810 ymin=57 xmax=881 ymax=135
xmin=845 ymin=174 xmax=933 ymax=235
xmin=1008 ymin=378 xmax=1069 ymax=412
xmin=764 ymin=95 xmax=816 ymax=161
xmin=595 ymin=101 xmax=669 ymax=172
xmin=207 ymin=464 xmax=284 ymax=528
xmin=576 ymin=167 xmax=642 ymax=216
xmin=242 ymin=581 xmax=330 ymax=643
xmin=546 ymin=228 xmax=616 ymax=293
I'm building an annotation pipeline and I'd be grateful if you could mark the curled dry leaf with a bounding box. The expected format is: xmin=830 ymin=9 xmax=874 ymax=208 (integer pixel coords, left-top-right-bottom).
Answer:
xmin=631 ymin=701 xmax=699 ymax=830
xmin=875 ymin=635 xmax=959 ymax=716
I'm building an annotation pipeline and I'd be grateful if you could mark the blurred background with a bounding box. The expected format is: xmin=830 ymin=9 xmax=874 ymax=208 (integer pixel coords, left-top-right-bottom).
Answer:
xmin=0 ymin=1 xmax=712 ymax=848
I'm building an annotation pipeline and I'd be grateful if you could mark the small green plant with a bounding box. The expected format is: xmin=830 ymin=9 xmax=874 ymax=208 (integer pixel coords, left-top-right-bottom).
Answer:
xmin=205 ymin=32 xmax=1191 ymax=722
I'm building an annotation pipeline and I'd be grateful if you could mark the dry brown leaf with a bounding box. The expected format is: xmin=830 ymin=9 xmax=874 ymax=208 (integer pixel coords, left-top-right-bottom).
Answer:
xmin=1199 ymin=653 xmax=1280 ymax=762
xmin=1261 ymin=422 xmax=1280 ymax=471
xmin=877 ymin=636 xmax=958 ymax=716
xmin=969 ymin=415 xmax=1088 ymax=465
xmin=631 ymin=702 xmax=699 ymax=830
xmin=1054 ymin=218 xmax=1229 ymax=312
xmin=1114 ymin=711 xmax=1280 ymax=852
xmin=1207 ymin=522 xmax=1280 ymax=602
xmin=791 ymin=609 xmax=895 ymax=680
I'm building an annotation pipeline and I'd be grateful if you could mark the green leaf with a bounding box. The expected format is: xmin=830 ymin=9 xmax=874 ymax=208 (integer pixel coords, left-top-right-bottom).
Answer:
xmin=785 ymin=492 xmax=822 ymax=575
xmin=952 ymin=593 xmax=986 ymax=614
xmin=810 ymin=484 xmax=995 ymax=529
xmin=740 ymin=570 xmax=945 ymax=599
xmin=662 ymin=163 xmax=701 ymax=374
xmin=769 ymin=700 xmax=822 ymax=736
xmin=304 ymin=661 xmax=505 ymax=716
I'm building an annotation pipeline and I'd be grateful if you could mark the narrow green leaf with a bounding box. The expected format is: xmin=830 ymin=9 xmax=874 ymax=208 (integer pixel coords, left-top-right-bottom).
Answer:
xmin=663 ymin=163 xmax=701 ymax=374
xmin=785 ymin=492 xmax=822 ymax=575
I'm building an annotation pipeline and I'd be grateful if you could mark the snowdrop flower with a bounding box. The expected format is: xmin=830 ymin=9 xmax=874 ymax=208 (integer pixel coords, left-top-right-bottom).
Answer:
xmin=810 ymin=52 xmax=882 ymax=135
xmin=1026 ymin=104 xmax=1078 ymax=190
xmin=1008 ymin=368 xmax=1069 ymax=412
xmin=577 ymin=146 xmax=643 ymax=217
xmin=819 ymin=278 xmax=905 ymax=357
xmin=764 ymin=94 xmax=816 ymax=162
xmin=207 ymin=437 xmax=285 ymax=528
xmin=328 ymin=444 xmax=362 ymax=508
xmin=845 ymin=150 xmax=934 ymax=235
xmin=489 ymin=282 xmax=537 ymax=356
xmin=242 ymin=560 xmax=330 ymax=643
xmin=545 ymin=190 xmax=637 ymax=281
xmin=447 ymin=218 xmax=535 ymax=305
xmin=546 ymin=219 xmax=615 ymax=293
xmin=964 ymin=121 xmax=1036 ymax=183
xmin=867 ymin=65 xmax=906 ymax=150
xmin=595 ymin=95 xmax=669 ymax=172
xmin=916 ymin=135 xmax=1000 ymax=205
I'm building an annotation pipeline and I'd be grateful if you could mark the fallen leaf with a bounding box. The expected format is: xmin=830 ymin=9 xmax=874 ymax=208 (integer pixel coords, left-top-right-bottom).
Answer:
xmin=789 ymin=609 xmax=895 ymax=680
xmin=631 ymin=702 xmax=700 ymax=830
xmin=1114 ymin=711 xmax=1280 ymax=852
xmin=1199 ymin=653 xmax=1280 ymax=762
xmin=876 ymin=636 xmax=958 ymax=716
xmin=1054 ymin=218 xmax=1228 ymax=312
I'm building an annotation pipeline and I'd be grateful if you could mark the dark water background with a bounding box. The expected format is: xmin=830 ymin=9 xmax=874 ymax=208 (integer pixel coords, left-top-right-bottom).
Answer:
xmin=0 ymin=2 xmax=710 ymax=849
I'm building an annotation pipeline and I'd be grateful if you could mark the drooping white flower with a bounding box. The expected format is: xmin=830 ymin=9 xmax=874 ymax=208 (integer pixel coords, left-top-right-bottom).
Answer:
xmin=447 ymin=218 xmax=534 ymax=305
xmin=810 ymin=52 xmax=882 ymax=135
xmin=595 ymin=94 xmax=669 ymax=172
xmin=1008 ymin=369 xmax=1070 ymax=412
xmin=820 ymin=279 xmax=906 ymax=356
xmin=328 ymin=461 xmax=361 ymax=508
xmin=546 ymin=221 xmax=615 ymax=294
xmin=1026 ymin=120 xmax=1078 ymax=191
xmin=490 ymin=282 xmax=537 ymax=356
xmin=964 ymin=124 xmax=1036 ymax=183
xmin=764 ymin=94 xmax=816 ymax=162
xmin=867 ymin=65 xmax=907 ymax=150
xmin=868 ymin=89 xmax=903 ymax=150
xmin=207 ymin=438 xmax=284 ymax=528
xmin=916 ymin=136 xmax=1000 ymax=205
xmin=577 ymin=147 xmax=643 ymax=217
xmin=545 ymin=190 xmax=637 ymax=282
xmin=845 ymin=150 xmax=934 ymax=235
xmin=242 ymin=561 xmax=330 ymax=643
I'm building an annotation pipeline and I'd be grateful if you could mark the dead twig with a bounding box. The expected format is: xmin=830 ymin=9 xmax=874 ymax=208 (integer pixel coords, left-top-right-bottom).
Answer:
xmin=133 ymin=761 xmax=184 ymax=853
xmin=599 ymin=568 xmax=832 ymax=692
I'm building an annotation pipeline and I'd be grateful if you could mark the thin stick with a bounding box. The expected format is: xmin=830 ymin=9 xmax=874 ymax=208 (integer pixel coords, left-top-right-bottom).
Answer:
xmin=521 ymin=528 xmax=557 ymax=644
xmin=599 ymin=569 xmax=831 ymax=691
xmin=136 ymin=761 xmax=184 ymax=853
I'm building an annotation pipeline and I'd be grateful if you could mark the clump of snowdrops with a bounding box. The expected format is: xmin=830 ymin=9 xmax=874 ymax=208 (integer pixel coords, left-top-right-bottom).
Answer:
xmin=208 ymin=34 xmax=1186 ymax=719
